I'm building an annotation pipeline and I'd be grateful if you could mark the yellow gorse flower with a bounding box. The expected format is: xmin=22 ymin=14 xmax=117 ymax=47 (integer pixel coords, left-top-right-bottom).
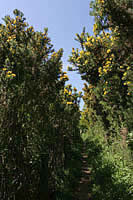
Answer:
xmin=127 ymin=81 xmax=131 ymax=85
xmin=6 ymin=74 xmax=11 ymax=78
xmin=67 ymin=102 xmax=73 ymax=105
xmin=60 ymin=74 xmax=69 ymax=80
xmin=98 ymin=0 xmax=104 ymax=4
xmin=12 ymin=73 xmax=16 ymax=77
xmin=64 ymin=89 xmax=68 ymax=93
xmin=72 ymin=48 xmax=75 ymax=53
xmin=63 ymin=74 xmax=68 ymax=78
xmin=87 ymin=36 xmax=93 ymax=42
xmin=104 ymin=91 xmax=107 ymax=95
xmin=13 ymin=19 xmax=16 ymax=24
xmin=80 ymin=50 xmax=84 ymax=56
xmin=84 ymin=60 xmax=88 ymax=65
xmin=85 ymin=52 xmax=90 ymax=56
xmin=107 ymin=49 xmax=111 ymax=54
xmin=123 ymin=72 xmax=127 ymax=76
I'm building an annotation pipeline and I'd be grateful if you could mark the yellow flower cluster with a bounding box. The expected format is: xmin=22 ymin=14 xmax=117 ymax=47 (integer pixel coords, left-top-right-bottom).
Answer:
xmin=98 ymin=67 xmax=102 ymax=76
xmin=85 ymin=52 xmax=90 ymax=57
xmin=69 ymin=91 xmax=72 ymax=95
xmin=98 ymin=0 xmax=104 ymax=4
xmin=80 ymin=50 xmax=84 ymax=56
xmin=27 ymin=26 xmax=34 ymax=32
xmin=84 ymin=32 xmax=112 ymax=49
xmin=84 ymin=36 xmax=95 ymax=47
xmin=93 ymin=24 xmax=98 ymax=35
xmin=107 ymin=49 xmax=111 ymax=54
xmin=124 ymin=81 xmax=131 ymax=86
xmin=84 ymin=60 xmax=88 ymax=65
xmin=70 ymin=29 xmax=121 ymax=83
xmin=10 ymin=47 xmax=15 ymax=54
xmin=72 ymin=48 xmax=75 ymax=53
xmin=98 ymin=53 xmax=115 ymax=76
xmin=7 ymin=35 xmax=16 ymax=42
xmin=123 ymin=72 xmax=127 ymax=77
xmin=13 ymin=19 xmax=17 ymax=24
xmin=64 ymin=89 xmax=72 ymax=95
xmin=103 ymin=60 xmax=112 ymax=73
xmin=60 ymin=74 xmax=69 ymax=81
xmin=103 ymin=91 xmax=107 ymax=96
xmin=51 ymin=52 xmax=58 ymax=58
xmin=103 ymin=87 xmax=108 ymax=96
xmin=64 ymin=88 xmax=68 ymax=94
xmin=2 ymin=68 xmax=16 ymax=78
xmin=67 ymin=102 xmax=73 ymax=105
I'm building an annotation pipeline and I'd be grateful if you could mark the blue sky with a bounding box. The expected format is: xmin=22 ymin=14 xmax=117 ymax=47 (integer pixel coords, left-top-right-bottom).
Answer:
xmin=0 ymin=0 xmax=94 ymax=110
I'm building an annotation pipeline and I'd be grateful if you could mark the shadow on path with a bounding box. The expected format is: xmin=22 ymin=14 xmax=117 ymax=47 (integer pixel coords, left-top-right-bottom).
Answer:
xmin=75 ymin=153 xmax=91 ymax=200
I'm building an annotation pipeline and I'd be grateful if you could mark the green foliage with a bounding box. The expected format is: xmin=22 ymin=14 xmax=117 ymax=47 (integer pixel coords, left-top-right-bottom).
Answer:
xmin=81 ymin=121 xmax=133 ymax=200
xmin=73 ymin=1 xmax=133 ymax=196
xmin=90 ymin=0 xmax=133 ymax=38
xmin=0 ymin=10 xmax=82 ymax=199
xmin=69 ymin=0 xmax=133 ymax=135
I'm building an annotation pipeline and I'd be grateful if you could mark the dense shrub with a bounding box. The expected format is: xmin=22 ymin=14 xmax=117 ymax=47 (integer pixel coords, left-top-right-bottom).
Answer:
xmin=81 ymin=123 xmax=133 ymax=200
xmin=0 ymin=9 xmax=82 ymax=199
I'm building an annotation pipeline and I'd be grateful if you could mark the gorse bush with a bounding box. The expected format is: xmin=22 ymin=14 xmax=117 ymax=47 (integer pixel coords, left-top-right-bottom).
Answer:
xmin=69 ymin=0 xmax=133 ymax=135
xmin=0 ymin=9 xmax=82 ymax=199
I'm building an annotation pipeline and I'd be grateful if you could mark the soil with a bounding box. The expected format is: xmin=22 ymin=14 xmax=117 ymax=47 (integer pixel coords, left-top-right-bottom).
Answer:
xmin=75 ymin=152 xmax=92 ymax=200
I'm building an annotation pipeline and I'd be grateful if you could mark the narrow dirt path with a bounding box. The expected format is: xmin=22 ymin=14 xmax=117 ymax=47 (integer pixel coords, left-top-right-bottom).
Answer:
xmin=75 ymin=150 xmax=91 ymax=200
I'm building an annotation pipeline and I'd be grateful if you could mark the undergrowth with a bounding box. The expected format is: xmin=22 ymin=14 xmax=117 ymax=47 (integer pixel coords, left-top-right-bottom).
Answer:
xmin=82 ymin=124 xmax=133 ymax=200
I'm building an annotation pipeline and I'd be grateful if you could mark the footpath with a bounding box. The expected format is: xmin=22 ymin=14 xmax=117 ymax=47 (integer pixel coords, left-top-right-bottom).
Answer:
xmin=75 ymin=148 xmax=91 ymax=200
